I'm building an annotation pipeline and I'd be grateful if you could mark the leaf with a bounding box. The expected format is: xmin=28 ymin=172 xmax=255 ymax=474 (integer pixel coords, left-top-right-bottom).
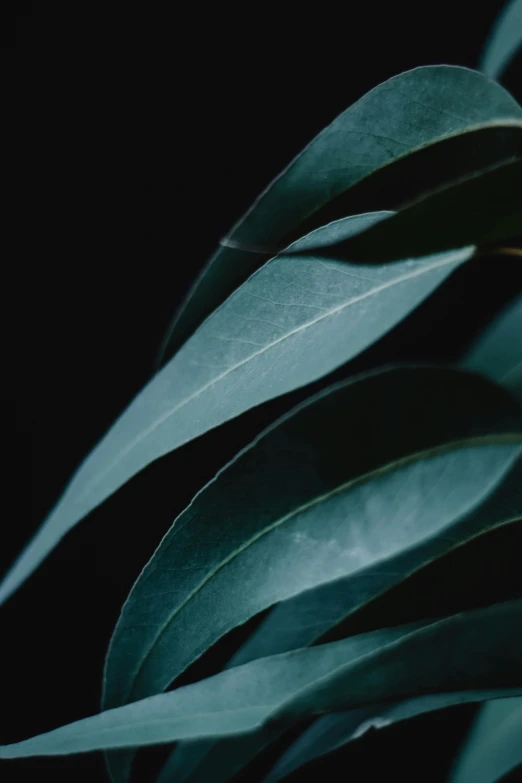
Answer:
xmin=159 ymin=65 xmax=522 ymax=361
xmin=103 ymin=367 xmax=521 ymax=707
xmin=0 ymin=216 xmax=472 ymax=606
xmin=2 ymin=600 xmax=521 ymax=759
xmin=264 ymin=692 xmax=522 ymax=783
xmin=450 ymin=696 xmax=522 ymax=783
xmin=101 ymin=367 xmax=522 ymax=781
xmin=303 ymin=158 xmax=522 ymax=263
xmin=157 ymin=693 xmax=521 ymax=783
xmin=155 ymin=458 xmax=522 ymax=783
xmin=463 ymin=294 xmax=522 ymax=400
xmin=480 ymin=0 xmax=522 ymax=79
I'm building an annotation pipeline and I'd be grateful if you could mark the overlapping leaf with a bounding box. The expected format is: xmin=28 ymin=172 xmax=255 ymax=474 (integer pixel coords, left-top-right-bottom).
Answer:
xmin=450 ymin=696 xmax=522 ymax=783
xmin=263 ymin=693 xmax=522 ymax=783
xmin=156 ymin=459 xmax=522 ymax=783
xmin=480 ymin=0 xmax=522 ymax=79
xmin=463 ymin=294 xmax=522 ymax=399
xmin=0 ymin=215 xmax=472 ymax=606
xmin=160 ymin=65 xmax=522 ymax=360
xmin=1 ymin=600 xmax=521 ymax=760
xmin=101 ymin=367 xmax=522 ymax=781
xmin=304 ymin=158 xmax=522 ymax=262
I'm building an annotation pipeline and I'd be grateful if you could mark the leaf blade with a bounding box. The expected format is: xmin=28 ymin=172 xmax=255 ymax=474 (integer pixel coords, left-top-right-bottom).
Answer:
xmin=2 ymin=601 xmax=521 ymax=760
xmin=450 ymin=696 xmax=522 ymax=783
xmin=103 ymin=367 xmax=521 ymax=713
xmin=157 ymin=458 xmax=522 ymax=783
xmin=160 ymin=65 xmax=522 ymax=360
xmin=264 ymin=692 xmax=522 ymax=783
xmin=306 ymin=158 xmax=522 ymax=262
xmin=0 ymin=217 xmax=471 ymax=605
xmin=480 ymin=0 xmax=522 ymax=79
xmin=463 ymin=294 xmax=522 ymax=400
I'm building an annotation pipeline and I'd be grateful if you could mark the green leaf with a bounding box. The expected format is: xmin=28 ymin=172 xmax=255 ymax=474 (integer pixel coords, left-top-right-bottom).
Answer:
xmin=103 ymin=367 xmax=521 ymax=706
xmin=2 ymin=601 xmax=521 ymax=759
xmin=264 ymin=692 xmax=522 ymax=783
xmin=102 ymin=367 xmax=522 ymax=781
xmin=0 ymin=216 xmax=472 ymax=606
xmin=159 ymin=65 xmax=522 ymax=361
xmin=156 ymin=458 xmax=522 ymax=783
xmin=303 ymin=158 xmax=522 ymax=263
xmin=157 ymin=693 xmax=522 ymax=783
xmin=450 ymin=696 xmax=522 ymax=783
xmin=480 ymin=0 xmax=522 ymax=79
xmin=463 ymin=295 xmax=522 ymax=400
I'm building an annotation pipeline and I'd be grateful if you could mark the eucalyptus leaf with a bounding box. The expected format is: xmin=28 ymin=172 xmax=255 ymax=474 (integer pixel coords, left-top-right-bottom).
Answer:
xmin=0 ymin=624 xmax=430 ymax=758
xmin=2 ymin=600 xmax=521 ymax=759
xmin=102 ymin=367 xmax=522 ymax=782
xmin=463 ymin=294 xmax=522 ymax=400
xmin=156 ymin=458 xmax=522 ymax=783
xmin=0 ymin=215 xmax=472 ymax=606
xmin=303 ymin=158 xmax=522 ymax=263
xmin=104 ymin=367 xmax=521 ymax=709
xmin=450 ymin=696 xmax=522 ymax=783
xmin=160 ymin=65 xmax=522 ymax=361
xmin=264 ymin=692 xmax=522 ymax=783
xmin=480 ymin=0 xmax=522 ymax=79
xmin=158 ymin=692 xmax=522 ymax=783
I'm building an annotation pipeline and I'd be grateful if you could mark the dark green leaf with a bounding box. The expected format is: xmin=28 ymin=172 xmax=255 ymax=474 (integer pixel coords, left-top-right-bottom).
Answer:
xmin=0 ymin=216 xmax=471 ymax=606
xmin=480 ymin=0 xmax=522 ymax=79
xmin=158 ymin=692 xmax=520 ymax=783
xmin=2 ymin=601 xmax=521 ymax=759
xmin=264 ymin=692 xmax=522 ymax=783
xmin=102 ymin=367 xmax=521 ymax=781
xmin=450 ymin=696 xmax=522 ymax=783
xmin=463 ymin=295 xmax=522 ymax=400
xmin=157 ymin=458 xmax=522 ymax=783
xmin=303 ymin=159 xmax=522 ymax=262
xmin=160 ymin=65 xmax=522 ymax=360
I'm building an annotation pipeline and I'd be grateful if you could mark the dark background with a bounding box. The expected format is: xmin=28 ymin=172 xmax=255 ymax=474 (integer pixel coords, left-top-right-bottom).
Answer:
xmin=2 ymin=1 xmax=522 ymax=781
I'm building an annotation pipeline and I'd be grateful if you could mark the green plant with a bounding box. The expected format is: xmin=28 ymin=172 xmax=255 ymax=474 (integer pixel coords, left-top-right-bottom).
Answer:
xmin=2 ymin=2 xmax=522 ymax=781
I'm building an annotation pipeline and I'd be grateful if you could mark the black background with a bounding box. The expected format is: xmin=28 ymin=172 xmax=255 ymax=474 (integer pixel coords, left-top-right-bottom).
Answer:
xmin=2 ymin=1 xmax=522 ymax=781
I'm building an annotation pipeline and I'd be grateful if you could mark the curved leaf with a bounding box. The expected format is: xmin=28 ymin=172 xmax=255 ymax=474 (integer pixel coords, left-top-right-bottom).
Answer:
xmin=265 ymin=692 xmax=522 ymax=783
xmin=101 ymin=367 xmax=522 ymax=781
xmin=450 ymin=696 xmax=522 ymax=783
xmin=156 ymin=459 xmax=522 ymax=783
xmin=305 ymin=158 xmax=522 ymax=263
xmin=0 ymin=215 xmax=471 ymax=605
xmin=480 ymin=0 xmax=522 ymax=79
xmin=2 ymin=600 xmax=521 ymax=759
xmin=159 ymin=65 xmax=522 ymax=360
xmin=103 ymin=367 xmax=521 ymax=707
xmin=463 ymin=294 xmax=522 ymax=400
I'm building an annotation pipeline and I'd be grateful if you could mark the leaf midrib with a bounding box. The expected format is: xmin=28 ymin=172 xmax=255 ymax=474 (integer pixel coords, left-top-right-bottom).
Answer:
xmin=80 ymin=250 xmax=468 ymax=507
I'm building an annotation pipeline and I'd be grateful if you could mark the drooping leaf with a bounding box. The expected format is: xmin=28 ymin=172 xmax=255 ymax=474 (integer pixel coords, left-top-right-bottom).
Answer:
xmin=450 ymin=696 xmax=522 ymax=783
xmin=101 ymin=367 xmax=522 ymax=781
xmin=0 ymin=624 xmax=429 ymax=759
xmin=0 ymin=215 xmax=472 ymax=606
xmin=303 ymin=158 xmax=522 ymax=263
xmin=103 ymin=367 xmax=521 ymax=707
xmin=159 ymin=65 xmax=522 ymax=361
xmin=158 ymin=692 xmax=522 ymax=783
xmin=480 ymin=0 xmax=522 ymax=79
xmin=156 ymin=458 xmax=522 ymax=783
xmin=463 ymin=294 xmax=522 ymax=400
xmin=2 ymin=600 xmax=521 ymax=759
xmin=285 ymin=123 xmax=522 ymax=239
xmin=271 ymin=599 xmax=522 ymax=722
xmin=264 ymin=693 xmax=522 ymax=783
